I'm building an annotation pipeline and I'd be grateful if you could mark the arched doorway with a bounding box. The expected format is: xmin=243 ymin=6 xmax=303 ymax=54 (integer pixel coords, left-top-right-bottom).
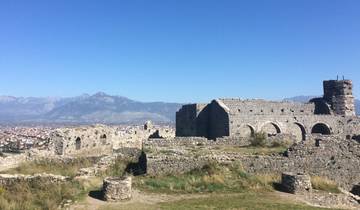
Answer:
xmin=261 ymin=122 xmax=281 ymax=137
xmin=290 ymin=123 xmax=306 ymax=142
xmin=311 ymin=123 xmax=331 ymax=135
xmin=238 ymin=124 xmax=255 ymax=138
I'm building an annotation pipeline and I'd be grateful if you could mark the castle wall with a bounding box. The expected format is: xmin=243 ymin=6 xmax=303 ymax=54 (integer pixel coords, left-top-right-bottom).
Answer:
xmin=175 ymin=80 xmax=359 ymax=140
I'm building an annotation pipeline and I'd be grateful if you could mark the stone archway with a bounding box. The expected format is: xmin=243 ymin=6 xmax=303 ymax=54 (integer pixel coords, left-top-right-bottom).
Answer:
xmin=261 ymin=122 xmax=281 ymax=137
xmin=238 ymin=124 xmax=255 ymax=138
xmin=289 ymin=123 xmax=306 ymax=142
xmin=311 ymin=123 xmax=331 ymax=135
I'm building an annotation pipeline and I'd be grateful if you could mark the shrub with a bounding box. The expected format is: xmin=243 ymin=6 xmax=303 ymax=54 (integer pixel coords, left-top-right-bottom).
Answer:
xmin=270 ymin=139 xmax=293 ymax=148
xmin=311 ymin=176 xmax=341 ymax=193
xmin=250 ymin=132 xmax=267 ymax=147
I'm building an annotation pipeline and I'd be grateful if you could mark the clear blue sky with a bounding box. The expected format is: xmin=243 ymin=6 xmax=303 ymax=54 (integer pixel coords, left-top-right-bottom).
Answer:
xmin=0 ymin=0 xmax=359 ymax=103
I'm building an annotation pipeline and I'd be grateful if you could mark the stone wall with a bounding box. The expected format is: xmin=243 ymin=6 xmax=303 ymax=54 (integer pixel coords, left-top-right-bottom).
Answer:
xmin=50 ymin=124 xmax=113 ymax=156
xmin=175 ymin=80 xmax=360 ymax=141
xmin=0 ymin=173 xmax=69 ymax=188
xmin=176 ymin=104 xmax=208 ymax=137
xmin=143 ymin=136 xmax=360 ymax=191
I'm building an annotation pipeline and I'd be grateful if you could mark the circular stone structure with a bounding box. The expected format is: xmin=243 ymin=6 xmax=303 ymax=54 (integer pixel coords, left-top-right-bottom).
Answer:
xmin=281 ymin=172 xmax=312 ymax=194
xmin=103 ymin=176 xmax=132 ymax=202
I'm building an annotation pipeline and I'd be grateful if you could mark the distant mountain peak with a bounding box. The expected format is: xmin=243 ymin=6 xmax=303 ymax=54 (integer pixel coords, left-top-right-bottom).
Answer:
xmin=93 ymin=92 xmax=108 ymax=97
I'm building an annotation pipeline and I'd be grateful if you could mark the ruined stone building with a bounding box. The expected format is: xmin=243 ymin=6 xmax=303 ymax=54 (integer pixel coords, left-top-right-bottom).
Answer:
xmin=50 ymin=122 xmax=175 ymax=156
xmin=176 ymin=79 xmax=359 ymax=141
xmin=50 ymin=124 xmax=114 ymax=156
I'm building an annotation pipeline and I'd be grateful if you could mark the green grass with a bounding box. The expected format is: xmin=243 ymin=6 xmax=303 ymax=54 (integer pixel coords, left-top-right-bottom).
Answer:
xmin=97 ymin=192 xmax=340 ymax=210
xmin=1 ymin=158 xmax=97 ymax=177
xmin=0 ymin=179 xmax=86 ymax=210
xmin=134 ymin=163 xmax=272 ymax=194
xmin=311 ymin=176 xmax=341 ymax=194
xmin=158 ymin=193 xmax=341 ymax=210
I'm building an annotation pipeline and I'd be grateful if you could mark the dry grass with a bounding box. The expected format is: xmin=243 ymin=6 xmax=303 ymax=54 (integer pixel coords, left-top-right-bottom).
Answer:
xmin=0 ymin=179 xmax=86 ymax=210
xmin=1 ymin=158 xmax=96 ymax=177
xmin=311 ymin=176 xmax=341 ymax=193
xmin=134 ymin=162 xmax=272 ymax=194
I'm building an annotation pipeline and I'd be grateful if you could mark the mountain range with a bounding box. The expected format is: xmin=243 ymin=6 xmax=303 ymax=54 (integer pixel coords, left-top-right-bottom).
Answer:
xmin=0 ymin=94 xmax=358 ymax=125
xmin=0 ymin=92 xmax=182 ymax=124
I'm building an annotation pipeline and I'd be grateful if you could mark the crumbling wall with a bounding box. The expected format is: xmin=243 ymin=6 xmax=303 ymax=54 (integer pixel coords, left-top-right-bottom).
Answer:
xmin=143 ymin=136 xmax=360 ymax=191
xmin=50 ymin=124 xmax=113 ymax=156
xmin=323 ymin=80 xmax=356 ymax=116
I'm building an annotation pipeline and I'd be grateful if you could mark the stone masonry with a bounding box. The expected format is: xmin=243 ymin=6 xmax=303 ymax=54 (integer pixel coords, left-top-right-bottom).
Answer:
xmin=176 ymin=79 xmax=360 ymax=141
xmin=103 ymin=176 xmax=132 ymax=202
xmin=281 ymin=172 xmax=312 ymax=194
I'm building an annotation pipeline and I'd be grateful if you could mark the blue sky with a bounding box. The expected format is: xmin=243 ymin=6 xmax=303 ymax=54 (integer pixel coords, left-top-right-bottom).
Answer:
xmin=0 ymin=0 xmax=359 ymax=103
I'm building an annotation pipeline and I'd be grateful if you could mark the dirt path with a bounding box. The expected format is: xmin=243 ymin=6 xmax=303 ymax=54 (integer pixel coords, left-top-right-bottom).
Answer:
xmin=71 ymin=189 xmax=359 ymax=210
xmin=70 ymin=189 xmax=209 ymax=210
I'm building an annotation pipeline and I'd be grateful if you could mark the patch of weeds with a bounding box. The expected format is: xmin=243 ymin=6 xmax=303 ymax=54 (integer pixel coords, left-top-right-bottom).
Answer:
xmin=311 ymin=176 xmax=341 ymax=193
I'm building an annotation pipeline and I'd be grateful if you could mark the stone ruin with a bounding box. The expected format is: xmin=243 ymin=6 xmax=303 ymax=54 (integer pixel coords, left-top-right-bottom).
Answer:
xmin=49 ymin=122 xmax=175 ymax=157
xmin=50 ymin=124 xmax=114 ymax=156
xmin=281 ymin=172 xmax=312 ymax=194
xmin=102 ymin=176 xmax=132 ymax=202
xmin=176 ymin=79 xmax=359 ymax=142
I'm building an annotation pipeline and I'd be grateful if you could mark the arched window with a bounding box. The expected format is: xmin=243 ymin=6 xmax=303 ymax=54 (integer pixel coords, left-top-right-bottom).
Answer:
xmin=75 ymin=137 xmax=81 ymax=150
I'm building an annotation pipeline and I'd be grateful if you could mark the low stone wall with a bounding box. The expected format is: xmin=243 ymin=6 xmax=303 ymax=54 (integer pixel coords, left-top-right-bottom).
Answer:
xmin=0 ymin=173 xmax=69 ymax=188
xmin=145 ymin=136 xmax=257 ymax=148
xmin=103 ymin=176 xmax=132 ymax=202
xmin=146 ymin=154 xmax=209 ymax=176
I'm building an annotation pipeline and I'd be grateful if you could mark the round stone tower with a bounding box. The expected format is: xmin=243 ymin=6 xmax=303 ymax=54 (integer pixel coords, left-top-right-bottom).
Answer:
xmin=323 ymin=79 xmax=356 ymax=116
